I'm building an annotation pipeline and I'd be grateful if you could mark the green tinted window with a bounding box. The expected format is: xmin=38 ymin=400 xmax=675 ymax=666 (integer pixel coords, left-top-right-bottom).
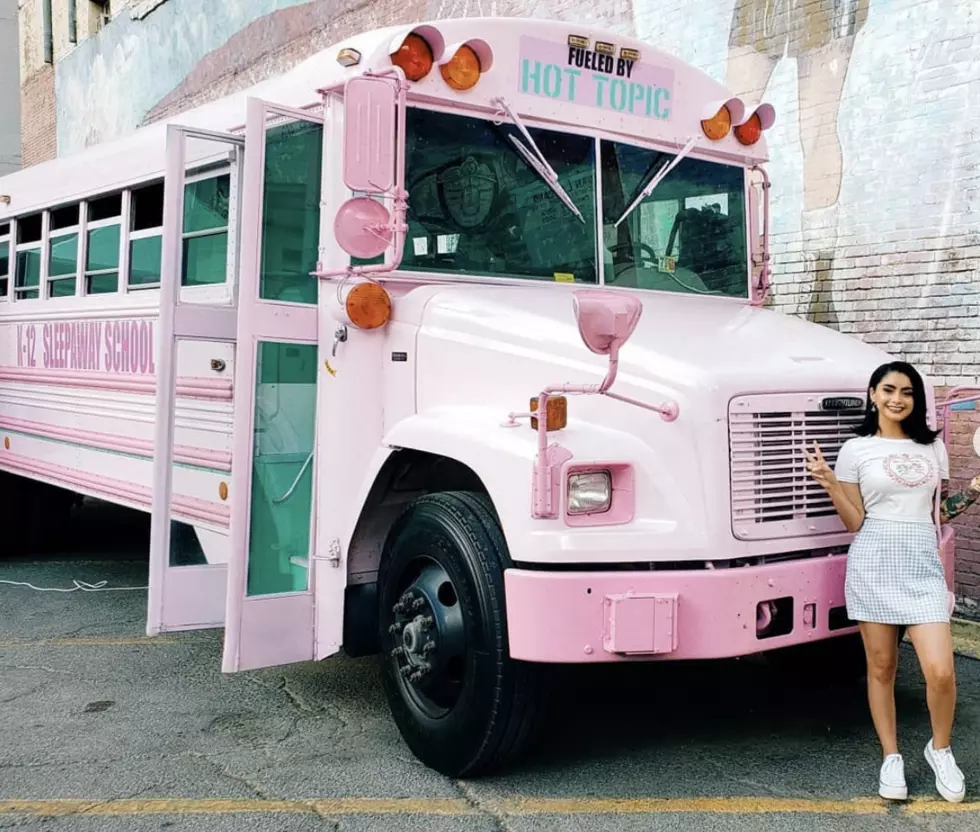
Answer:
xmin=129 ymin=235 xmax=162 ymax=286
xmin=49 ymin=233 xmax=78 ymax=277
xmin=51 ymin=278 xmax=77 ymax=297
xmin=400 ymin=108 xmax=597 ymax=283
xmin=181 ymin=175 xmax=229 ymax=286
xmin=16 ymin=250 xmax=41 ymax=290
xmin=247 ymin=341 xmax=317 ymax=596
xmin=182 ymin=234 xmax=228 ymax=286
xmin=0 ymin=240 xmax=8 ymax=299
xmin=184 ymin=176 xmax=230 ymax=233
xmin=87 ymin=225 xmax=121 ymax=271
xmin=600 ymin=141 xmax=748 ymax=297
xmin=259 ymin=122 xmax=323 ymax=304
xmin=87 ymin=273 xmax=118 ymax=294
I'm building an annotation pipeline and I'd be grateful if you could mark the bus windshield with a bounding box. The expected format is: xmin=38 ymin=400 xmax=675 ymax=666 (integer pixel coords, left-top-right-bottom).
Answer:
xmin=600 ymin=142 xmax=748 ymax=298
xmin=398 ymin=108 xmax=748 ymax=298
xmin=400 ymin=108 xmax=598 ymax=283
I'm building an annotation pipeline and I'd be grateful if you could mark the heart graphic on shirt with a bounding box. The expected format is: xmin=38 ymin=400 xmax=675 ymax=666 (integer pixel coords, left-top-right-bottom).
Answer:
xmin=882 ymin=453 xmax=933 ymax=488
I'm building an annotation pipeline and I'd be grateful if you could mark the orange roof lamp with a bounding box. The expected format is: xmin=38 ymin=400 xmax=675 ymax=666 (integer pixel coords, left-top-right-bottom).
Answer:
xmin=440 ymin=44 xmax=482 ymax=90
xmin=391 ymin=33 xmax=434 ymax=82
xmin=390 ymin=28 xmax=493 ymax=92
xmin=700 ymin=99 xmax=775 ymax=146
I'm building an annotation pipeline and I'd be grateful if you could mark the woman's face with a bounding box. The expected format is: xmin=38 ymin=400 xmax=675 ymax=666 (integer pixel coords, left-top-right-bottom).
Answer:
xmin=871 ymin=371 xmax=916 ymax=424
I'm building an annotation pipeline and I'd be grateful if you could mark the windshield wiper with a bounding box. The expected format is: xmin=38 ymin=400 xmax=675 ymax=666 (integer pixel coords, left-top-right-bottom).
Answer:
xmin=614 ymin=135 xmax=699 ymax=227
xmin=491 ymin=96 xmax=585 ymax=223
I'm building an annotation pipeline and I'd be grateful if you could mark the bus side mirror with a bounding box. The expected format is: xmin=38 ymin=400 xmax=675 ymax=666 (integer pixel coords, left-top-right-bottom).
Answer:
xmin=343 ymin=75 xmax=397 ymax=194
xmin=572 ymin=289 xmax=642 ymax=357
xmin=571 ymin=289 xmax=642 ymax=395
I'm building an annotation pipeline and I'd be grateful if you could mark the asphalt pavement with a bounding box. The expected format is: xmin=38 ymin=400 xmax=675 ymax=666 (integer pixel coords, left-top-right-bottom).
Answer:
xmin=2 ymin=497 xmax=980 ymax=831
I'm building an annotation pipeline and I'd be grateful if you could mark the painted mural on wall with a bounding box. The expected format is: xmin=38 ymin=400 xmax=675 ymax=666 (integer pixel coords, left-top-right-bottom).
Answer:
xmin=726 ymin=0 xmax=869 ymax=325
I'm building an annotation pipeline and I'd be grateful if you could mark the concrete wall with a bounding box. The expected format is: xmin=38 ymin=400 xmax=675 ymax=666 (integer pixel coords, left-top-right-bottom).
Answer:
xmin=0 ymin=0 xmax=20 ymax=174
xmin=14 ymin=0 xmax=980 ymax=605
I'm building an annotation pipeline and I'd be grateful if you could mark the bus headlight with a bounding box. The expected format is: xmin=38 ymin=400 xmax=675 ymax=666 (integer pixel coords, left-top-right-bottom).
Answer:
xmin=567 ymin=471 xmax=612 ymax=515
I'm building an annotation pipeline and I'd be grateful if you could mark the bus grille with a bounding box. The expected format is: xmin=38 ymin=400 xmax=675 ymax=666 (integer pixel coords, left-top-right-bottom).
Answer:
xmin=729 ymin=394 xmax=864 ymax=540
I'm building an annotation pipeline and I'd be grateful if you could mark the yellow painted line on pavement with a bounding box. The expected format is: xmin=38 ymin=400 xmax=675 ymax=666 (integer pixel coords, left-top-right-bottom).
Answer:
xmin=495 ymin=797 xmax=889 ymax=815
xmin=6 ymin=796 xmax=979 ymax=817
xmin=0 ymin=798 xmax=475 ymax=817
xmin=0 ymin=635 xmax=214 ymax=648
xmin=904 ymin=797 xmax=980 ymax=814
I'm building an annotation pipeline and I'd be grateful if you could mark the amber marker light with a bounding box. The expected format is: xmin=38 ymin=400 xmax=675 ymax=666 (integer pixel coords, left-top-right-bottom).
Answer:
xmin=391 ymin=33 xmax=434 ymax=82
xmin=701 ymin=104 xmax=732 ymax=141
xmin=530 ymin=396 xmax=568 ymax=431
xmin=440 ymin=44 xmax=482 ymax=91
xmin=346 ymin=281 xmax=392 ymax=330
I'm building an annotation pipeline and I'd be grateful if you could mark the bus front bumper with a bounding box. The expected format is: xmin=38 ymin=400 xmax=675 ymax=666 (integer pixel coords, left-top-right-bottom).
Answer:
xmin=504 ymin=554 xmax=857 ymax=663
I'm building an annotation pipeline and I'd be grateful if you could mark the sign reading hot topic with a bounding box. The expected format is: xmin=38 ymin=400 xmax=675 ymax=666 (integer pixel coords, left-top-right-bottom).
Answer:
xmin=518 ymin=36 xmax=674 ymax=121
xmin=14 ymin=319 xmax=156 ymax=375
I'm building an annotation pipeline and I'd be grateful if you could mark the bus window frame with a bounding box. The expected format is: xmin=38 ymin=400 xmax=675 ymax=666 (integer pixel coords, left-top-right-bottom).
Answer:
xmin=46 ymin=203 xmax=83 ymax=299
xmin=0 ymin=221 xmax=11 ymax=302
xmin=389 ymin=100 xmax=753 ymax=301
xmin=13 ymin=213 xmax=45 ymax=303
xmin=0 ymin=159 xmax=237 ymax=305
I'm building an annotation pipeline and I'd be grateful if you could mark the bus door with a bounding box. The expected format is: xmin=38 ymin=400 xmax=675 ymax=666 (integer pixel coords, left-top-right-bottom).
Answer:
xmin=147 ymin=125 xmax=244 ymax=635
xmin=221 ymin=97 xmax=326 ymax=672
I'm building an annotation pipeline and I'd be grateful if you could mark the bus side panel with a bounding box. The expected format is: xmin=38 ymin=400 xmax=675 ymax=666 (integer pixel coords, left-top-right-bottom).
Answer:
xmin=0 ymin=314 xmax=234 ymax=563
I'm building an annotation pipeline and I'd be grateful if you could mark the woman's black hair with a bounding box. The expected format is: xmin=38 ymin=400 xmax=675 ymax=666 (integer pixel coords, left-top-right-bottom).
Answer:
xmin=854 ymin=360 xmax=940 ymax=444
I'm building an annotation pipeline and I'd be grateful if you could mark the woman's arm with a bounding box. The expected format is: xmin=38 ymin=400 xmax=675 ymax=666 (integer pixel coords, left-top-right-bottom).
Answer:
xmin=828 ymin=480 xmax=866 ymax=533
xmin=940 ymin=475 xmax=980 ymax=524
xmin=805 ymin=443 xmax=866 ymax=533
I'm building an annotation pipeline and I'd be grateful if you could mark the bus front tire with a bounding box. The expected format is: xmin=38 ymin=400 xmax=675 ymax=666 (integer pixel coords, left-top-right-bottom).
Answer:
xmin=377 ymin=491 xmax=547 ymax=778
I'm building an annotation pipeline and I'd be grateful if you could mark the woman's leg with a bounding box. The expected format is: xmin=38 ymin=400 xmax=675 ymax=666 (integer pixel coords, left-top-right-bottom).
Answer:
xmin=906 ymin=622 xmax=956 ymax=748
xmin=858 ymin=622 xmax=901 ymax=756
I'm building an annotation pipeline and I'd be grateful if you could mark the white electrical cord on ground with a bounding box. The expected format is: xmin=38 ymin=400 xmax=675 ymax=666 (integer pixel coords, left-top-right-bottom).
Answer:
xmin=0 ymin=579 xmax=148 ymax=593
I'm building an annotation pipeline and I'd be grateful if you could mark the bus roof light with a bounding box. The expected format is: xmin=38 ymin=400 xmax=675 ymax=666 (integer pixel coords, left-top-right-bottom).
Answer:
xmin=734 ymin=103 xmax=776 ymax=146
xmin=438 ymin=39 xmax=493 ymax=91
xmin=391 ymin=33 xmax=434 ymax=82
xmin=337 ymin=48 xmax=361 ymax=67
xmin=701 ymin=97 xmax=745 ymax=141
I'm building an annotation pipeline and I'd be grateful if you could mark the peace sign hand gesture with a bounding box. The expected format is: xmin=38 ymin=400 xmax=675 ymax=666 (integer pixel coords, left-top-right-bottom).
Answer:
xmin=804 ymin=442 xmax=838 ymax=492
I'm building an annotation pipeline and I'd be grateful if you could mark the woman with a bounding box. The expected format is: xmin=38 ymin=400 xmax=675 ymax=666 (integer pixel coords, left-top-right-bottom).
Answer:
xmin=805 ymin=361 xmax=979 ymax=803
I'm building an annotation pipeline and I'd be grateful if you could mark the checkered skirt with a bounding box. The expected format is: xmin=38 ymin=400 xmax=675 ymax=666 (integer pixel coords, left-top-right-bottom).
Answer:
xmin=845 ymin=518 xmax=950 ymax=625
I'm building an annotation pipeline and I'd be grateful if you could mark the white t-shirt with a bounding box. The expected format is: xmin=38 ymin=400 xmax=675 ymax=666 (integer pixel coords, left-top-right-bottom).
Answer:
xmin=834 ymin=435 xmax=948 ymax=525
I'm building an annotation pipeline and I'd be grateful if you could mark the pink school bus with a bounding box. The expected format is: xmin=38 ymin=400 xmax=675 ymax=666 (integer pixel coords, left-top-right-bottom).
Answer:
xmin=0 ymin=17 xmax=958 ymax=775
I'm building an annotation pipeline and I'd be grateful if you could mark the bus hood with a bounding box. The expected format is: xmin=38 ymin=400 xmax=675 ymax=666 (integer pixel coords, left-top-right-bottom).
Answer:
xmin=407 ymin=284 xmax=891 ymax=407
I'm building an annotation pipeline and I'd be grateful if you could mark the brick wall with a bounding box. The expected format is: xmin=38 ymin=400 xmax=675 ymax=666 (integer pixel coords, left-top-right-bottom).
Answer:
xmin=20 ymin=63 xmax=56 ymax=166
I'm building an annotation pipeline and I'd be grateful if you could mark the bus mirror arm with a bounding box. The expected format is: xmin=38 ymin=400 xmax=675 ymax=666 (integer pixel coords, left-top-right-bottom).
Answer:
xmin=749 ymin=164 xmax=772 ymax=307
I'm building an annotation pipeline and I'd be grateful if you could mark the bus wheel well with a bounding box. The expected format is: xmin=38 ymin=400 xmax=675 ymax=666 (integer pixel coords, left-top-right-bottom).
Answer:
xmin=342 ymin=450 xmax=490 ymax=658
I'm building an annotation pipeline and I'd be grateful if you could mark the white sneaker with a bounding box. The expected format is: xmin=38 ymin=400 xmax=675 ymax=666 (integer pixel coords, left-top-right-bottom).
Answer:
xmin=879 ymin=753 xmax=908 ymax=800
xmin=924 ymin=739 xmax=965 ymax=803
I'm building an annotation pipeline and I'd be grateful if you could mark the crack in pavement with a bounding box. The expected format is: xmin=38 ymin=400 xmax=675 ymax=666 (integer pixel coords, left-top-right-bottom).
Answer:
xmin=454 ymin=780 xmax=517 ymax=832
xmin=191 ymin=752 xmax=278 ymax=801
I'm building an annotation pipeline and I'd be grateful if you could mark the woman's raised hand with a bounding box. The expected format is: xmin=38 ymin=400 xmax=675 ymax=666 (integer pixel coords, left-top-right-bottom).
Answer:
xmin=804 ymin=442 xmax=837 ymax=491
